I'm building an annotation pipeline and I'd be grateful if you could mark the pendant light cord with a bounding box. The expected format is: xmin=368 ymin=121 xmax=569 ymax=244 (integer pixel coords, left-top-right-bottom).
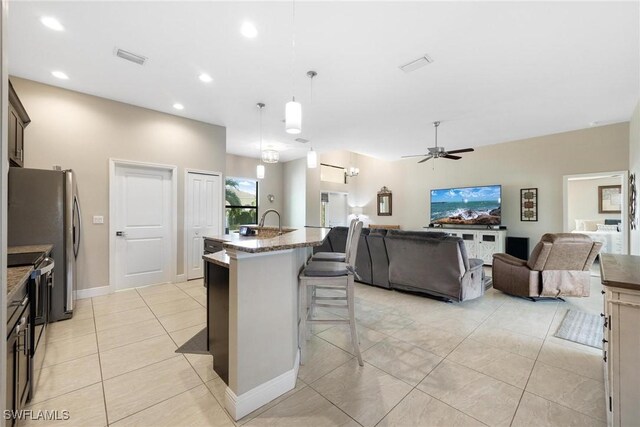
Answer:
xmin=291 ymin=0 xmax=296 ymax=99
xmin=258 ymin=103 xmax=264 ymax=164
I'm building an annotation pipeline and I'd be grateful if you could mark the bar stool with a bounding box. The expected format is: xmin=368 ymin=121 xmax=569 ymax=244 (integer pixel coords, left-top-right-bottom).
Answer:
xmin=299 ymin=220 xmax=364 ymax=366
xmin=311 ymin=219 xmax=357 ymax=262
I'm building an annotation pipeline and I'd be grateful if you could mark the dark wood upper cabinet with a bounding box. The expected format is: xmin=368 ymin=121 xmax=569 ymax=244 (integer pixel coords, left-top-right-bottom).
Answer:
xmin=8 ymin=81 xmax=31 ymax=167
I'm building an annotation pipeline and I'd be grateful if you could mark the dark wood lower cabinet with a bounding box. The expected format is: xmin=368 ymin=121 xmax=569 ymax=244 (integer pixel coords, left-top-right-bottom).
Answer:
xmin=205 ymin=261 xmax=230 ymax=384
xmin=6 ymin=303 xmax=31 ymax=427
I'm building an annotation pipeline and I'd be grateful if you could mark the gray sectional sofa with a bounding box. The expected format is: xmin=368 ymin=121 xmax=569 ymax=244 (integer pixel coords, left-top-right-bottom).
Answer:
xmin=314 ymin=227 xmax=489 ymax=302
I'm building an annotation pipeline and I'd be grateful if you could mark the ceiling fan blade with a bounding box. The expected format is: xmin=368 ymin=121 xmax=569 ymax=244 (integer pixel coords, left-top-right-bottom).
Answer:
xmin=442 ymin=154 xmax=462 ymax=160
xmin=401 ymin=154 xmax=430 ymax=158
xmin=418 ymin=156 xmax=434 ymax=163
xmin=446 ymin=148 xmax=475 ymax=154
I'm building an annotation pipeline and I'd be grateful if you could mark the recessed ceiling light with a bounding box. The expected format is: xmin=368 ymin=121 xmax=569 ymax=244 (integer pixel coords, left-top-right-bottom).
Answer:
xmin=241 ymin=21 xmax=258 ymax=38
xmin=173 ymin=103 xmax=184 ymax=110
xmin=41 ymin=16 xmax=64 ymax=31
xmin=51 ymin=70 xmax=69 ymax=80
xmin=199 ymin=73 xmax=213 ymax=83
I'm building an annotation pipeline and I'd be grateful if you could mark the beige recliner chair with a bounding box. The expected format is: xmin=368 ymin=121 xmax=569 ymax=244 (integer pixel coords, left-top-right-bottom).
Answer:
xmin=492 ymin=233 xmax=602 ymax=300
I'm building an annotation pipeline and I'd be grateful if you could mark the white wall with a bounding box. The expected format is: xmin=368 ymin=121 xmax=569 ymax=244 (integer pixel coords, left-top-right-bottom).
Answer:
xmin=12 ymin=77 xmax=226 ymax=290
xmin=283 ymin=158 xmax=306 ymax=228
xmin=630 ymin=101 xmax=640 ymax=255
xmin=567 ymin=176 xmax=623 ymax=231
xmin=352 ymin=123 xmax=629 ymax=251
xmin=225 ymin=154 xmax=283 ymax=227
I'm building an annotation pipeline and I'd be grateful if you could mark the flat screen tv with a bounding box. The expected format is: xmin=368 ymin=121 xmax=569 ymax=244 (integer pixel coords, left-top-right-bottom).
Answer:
xmin=430 ymin=185 xmax=502 ymax=225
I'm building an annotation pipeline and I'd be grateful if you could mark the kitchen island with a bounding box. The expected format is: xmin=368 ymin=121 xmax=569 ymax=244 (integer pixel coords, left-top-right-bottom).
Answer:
xmin=202 ymin=227 xmax=330 ymax=420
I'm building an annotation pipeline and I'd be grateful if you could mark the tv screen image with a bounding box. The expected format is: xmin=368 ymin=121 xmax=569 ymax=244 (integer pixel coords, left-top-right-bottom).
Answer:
xmin=430 ymin=185 xmax=502 ymax=225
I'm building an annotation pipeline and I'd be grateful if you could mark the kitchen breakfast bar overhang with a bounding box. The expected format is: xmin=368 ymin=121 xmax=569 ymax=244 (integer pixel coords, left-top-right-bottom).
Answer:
xmin=202 ymin=227 xmax=330 ymax=420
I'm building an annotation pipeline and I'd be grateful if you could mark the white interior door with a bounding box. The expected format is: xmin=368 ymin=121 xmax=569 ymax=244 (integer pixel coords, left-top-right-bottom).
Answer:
xmin=114 ymin=164 xmax=173 ymax=290
xmin=325 ymin=192 xmax=348 ymax=227
xmin=186 ymin=172 xmax=221 ymax=280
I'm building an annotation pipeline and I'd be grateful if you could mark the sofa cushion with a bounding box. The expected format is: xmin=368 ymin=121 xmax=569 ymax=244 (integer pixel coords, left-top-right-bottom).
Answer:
xmin=385 ymin=233 xmax=471 ymax=301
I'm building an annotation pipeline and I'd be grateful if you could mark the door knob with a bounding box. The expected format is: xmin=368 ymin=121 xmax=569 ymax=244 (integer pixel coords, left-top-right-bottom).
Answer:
xmin=116 ymin=231 xmax=126 ymax=237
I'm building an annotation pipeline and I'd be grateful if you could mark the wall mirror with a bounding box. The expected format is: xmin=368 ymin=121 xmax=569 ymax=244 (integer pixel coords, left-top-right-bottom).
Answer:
xmin=377 ymin=186 xmax=392 ymax=216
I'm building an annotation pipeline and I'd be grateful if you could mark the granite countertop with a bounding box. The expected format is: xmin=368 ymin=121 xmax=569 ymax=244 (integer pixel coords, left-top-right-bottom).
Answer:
xmin=204 ymin=227 xmax=330 ymax=254
xmin=8 ymin=244 xmax=53 ymax=255
xmin=7 ymin=244 xmax=53 ymax=299
xmin=7 ymin=265 xmax=33 ymax=301
xmin=203 ymin=251 xmax=230 ymax=268
xmin=600 ymin=254 xmax=640 ymax=292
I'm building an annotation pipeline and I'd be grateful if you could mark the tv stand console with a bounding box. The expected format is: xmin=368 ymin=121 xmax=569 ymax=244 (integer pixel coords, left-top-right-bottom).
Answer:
xmin=431 ymin=227 xmax=507 ymax=265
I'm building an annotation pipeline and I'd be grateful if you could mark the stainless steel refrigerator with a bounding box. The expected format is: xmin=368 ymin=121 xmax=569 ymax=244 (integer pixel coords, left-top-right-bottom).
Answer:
xmin=8 ymin=167 xmax=81 ymax=322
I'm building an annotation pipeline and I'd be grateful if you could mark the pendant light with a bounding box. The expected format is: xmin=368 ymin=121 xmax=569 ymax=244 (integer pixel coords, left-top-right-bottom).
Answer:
xmin=285 ymin=0 xmax=302 ymax=134
xmin=261 ymin=149 xmax=279 ymax=164
xmin=306 ymin=70 xmax=318 ymax=168
xmin=307 ymin=148 xmax=317 ymax=168
xmin=256 ymin=103 xmax=266 ymax=179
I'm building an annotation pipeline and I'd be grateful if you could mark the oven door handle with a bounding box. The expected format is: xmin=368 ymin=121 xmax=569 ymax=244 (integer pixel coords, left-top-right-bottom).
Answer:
xmin=31 ymin=258 xmax=55 ymax=278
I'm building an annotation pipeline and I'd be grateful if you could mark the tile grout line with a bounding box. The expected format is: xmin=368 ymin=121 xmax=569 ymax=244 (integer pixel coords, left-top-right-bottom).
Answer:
xmin=108 ymin=383 xmax=206 ymax=426
xmin=508 ymin=299 xmax=562 ymax=427
xmin=136 ymin=285 xmax=209 ymax=382
xmin=103 ymin=284 xmax=221 ymax=425
xmin=90 ymin=296 xmax=111 ymax=427
xmin=363 ymin=289 xmax=511 ymax=426
xmin=309 ymin=288 xmax=503 ymax=426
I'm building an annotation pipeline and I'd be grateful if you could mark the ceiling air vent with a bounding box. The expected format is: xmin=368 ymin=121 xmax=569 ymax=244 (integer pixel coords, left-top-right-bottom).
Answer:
xmin=295 ymin=138 xmax=309 ymax=144
xmin=399 ymin=54 xmax=433 ymax=73
xmin=115 ymin=48 xmax=147 ymax=66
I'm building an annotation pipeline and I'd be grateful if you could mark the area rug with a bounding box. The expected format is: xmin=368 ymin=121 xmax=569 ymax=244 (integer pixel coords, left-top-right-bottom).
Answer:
xmin=175 ymin=327 xmax=208 ymax=355
xmin=554 ymin=310 xmax=603 ymax=349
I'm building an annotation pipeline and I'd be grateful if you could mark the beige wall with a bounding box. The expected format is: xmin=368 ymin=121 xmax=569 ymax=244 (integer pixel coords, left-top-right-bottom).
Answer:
xmin=352 ymin=123 xmax=629 ymax=251
xmin=567 ymin=176 xmax=623 ymax=231
xmin=306 ymin=150 xmax=356 ymax=227
xmin=225 ymin=154 xmax=283 ymax=227
xmin=12 ymin=77 xmax=226 ymax=290
xmin=630 ymin=101 xmax=640 ymax=254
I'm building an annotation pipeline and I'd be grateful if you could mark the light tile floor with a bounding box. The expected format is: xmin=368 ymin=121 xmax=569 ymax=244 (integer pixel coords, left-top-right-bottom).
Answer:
xmin=27 ymin=274 xmax=607 ymax=426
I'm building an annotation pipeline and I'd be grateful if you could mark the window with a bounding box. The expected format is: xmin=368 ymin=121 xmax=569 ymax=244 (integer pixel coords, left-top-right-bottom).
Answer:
xmin=225 ymin=177 xmax=258 ymax=233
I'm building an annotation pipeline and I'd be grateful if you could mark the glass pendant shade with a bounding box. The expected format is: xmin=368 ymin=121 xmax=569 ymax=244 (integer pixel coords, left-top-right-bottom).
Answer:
xmin=307 ymin=148 xmax=317 ymax=169
xmin=256 ymin=164 xmax=265 ymax=179
xmin=261 ymin=149 xmax=279 ymax=163
xmin=285 ymin=99 xmax=302 ymax=134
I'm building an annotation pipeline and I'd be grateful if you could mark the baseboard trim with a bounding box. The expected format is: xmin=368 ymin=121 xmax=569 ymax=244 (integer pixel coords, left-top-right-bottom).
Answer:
xmin=175 ymin=273 xmax=187 ymax=283
xmin=224 ymin=350 xmax=300 ymax=420
xmin=74 ymin=286 xmax=110 ymax=300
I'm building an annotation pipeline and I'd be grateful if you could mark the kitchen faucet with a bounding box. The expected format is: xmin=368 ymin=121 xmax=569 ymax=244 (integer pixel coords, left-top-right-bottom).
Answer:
xmin=258 ymin=209 xmax=282 ymax=235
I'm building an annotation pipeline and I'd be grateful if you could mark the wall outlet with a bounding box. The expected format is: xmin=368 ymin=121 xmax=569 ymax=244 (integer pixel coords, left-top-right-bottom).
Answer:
xmin=93 ymin=215 xmax=104 ymax=224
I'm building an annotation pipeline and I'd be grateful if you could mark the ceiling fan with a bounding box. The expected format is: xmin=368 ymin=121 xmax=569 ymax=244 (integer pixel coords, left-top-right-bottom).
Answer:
xmin=402 ymin=121 xmax=474 ymax=163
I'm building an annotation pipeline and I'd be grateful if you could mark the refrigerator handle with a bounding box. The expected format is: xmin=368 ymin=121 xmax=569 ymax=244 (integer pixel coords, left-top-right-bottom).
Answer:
xmin=73 ymin=195 xmax=82 ymax=259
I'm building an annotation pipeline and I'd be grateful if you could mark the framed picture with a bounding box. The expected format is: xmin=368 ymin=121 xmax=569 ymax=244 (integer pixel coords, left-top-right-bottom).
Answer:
xmin=599 ymin=185 xmax=622 ymax=213
xmin=521 ymin=188 xmax=538 ymax=221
